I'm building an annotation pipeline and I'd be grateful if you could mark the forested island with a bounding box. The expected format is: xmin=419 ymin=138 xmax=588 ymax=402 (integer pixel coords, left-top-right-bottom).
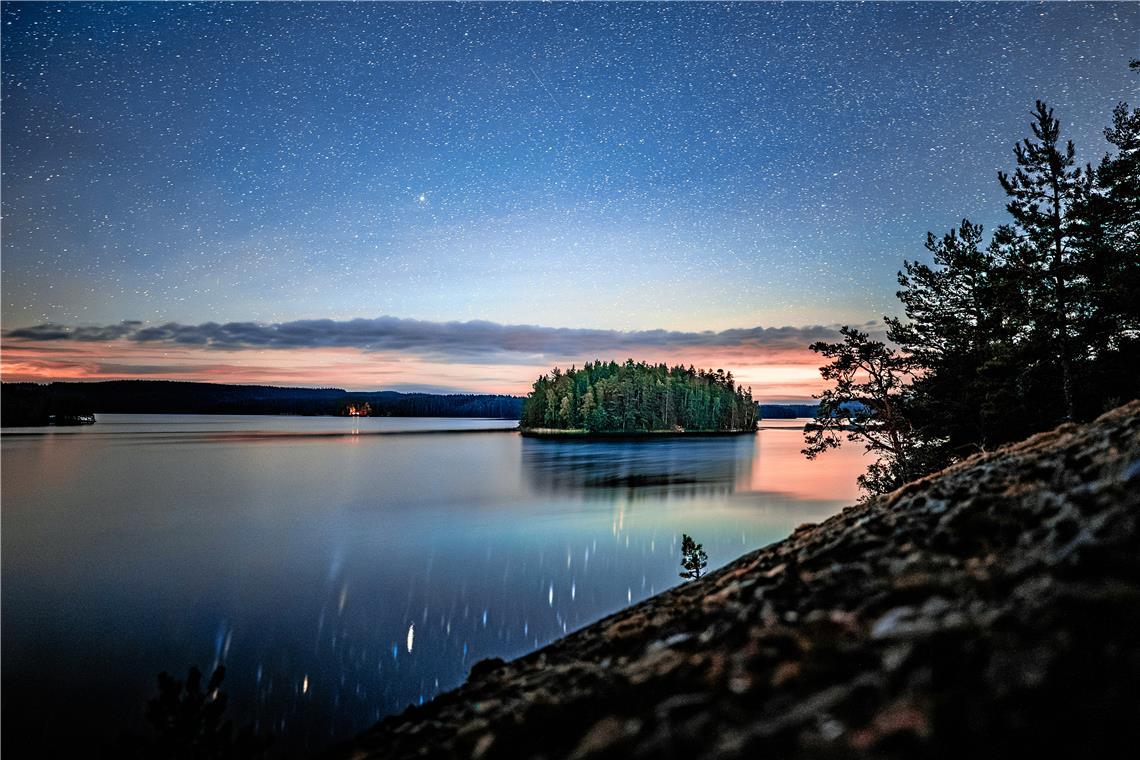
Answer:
xmin=519 ymin=361 xmax=758 ymax=435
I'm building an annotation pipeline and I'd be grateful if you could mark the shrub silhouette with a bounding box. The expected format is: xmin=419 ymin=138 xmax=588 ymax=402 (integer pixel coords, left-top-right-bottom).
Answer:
xmin=128 ymin=664 xmax=271 ymax=759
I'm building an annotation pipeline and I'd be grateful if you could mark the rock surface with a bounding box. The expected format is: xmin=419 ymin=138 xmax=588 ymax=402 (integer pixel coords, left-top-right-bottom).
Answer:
xmin=343 ymin=402 xmax=1140 ymax=759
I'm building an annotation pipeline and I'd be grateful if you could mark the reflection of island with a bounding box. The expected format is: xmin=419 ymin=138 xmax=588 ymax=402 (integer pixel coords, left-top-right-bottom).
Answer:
xmin=522 ymin=436 xmax=756 ymax=500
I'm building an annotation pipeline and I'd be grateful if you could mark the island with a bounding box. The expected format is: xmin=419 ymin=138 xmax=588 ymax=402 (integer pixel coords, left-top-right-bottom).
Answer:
xmin=519 ymin=360 xmax=758 ymax=436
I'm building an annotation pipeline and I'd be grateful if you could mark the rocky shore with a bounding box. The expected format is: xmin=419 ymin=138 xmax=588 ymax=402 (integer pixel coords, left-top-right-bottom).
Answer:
xmin=344 ymin=402 xmax=1140 ymax=759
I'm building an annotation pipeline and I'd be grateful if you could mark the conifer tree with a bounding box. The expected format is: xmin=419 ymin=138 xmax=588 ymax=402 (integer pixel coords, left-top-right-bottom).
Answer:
xmin=803 ymin=326 xmax=928 ymax=497
xmin=808 ymin=77 xmax=1139 ymax=498
xmin=997 ymin=101 xmax=1086 ymax=420
xmin=885 ymin=220 xmax=1030 ymax=458
xmin=679 ymin=534 xmax=708 ymax=580
xmin=1071 ymin=68 xmax=1140 ymax=409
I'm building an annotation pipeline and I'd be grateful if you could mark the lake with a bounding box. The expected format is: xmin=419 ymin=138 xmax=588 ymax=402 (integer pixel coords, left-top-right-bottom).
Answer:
xmin=1 ymin=414 xmax=868 ymax=755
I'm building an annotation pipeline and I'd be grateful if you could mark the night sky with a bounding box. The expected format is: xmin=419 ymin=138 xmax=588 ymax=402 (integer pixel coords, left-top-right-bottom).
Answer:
xmin=2 ymin=2 xmax=1137 ymax=398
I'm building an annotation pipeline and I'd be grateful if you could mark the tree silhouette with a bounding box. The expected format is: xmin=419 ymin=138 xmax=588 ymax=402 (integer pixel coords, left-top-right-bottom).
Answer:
xmin=803 ymin=326 xmax=931 ymax=497
xmin=679 ymin=534 xmax=708 ymax=580
xmin=997 ymin=100 xmax=1086 ymax=421
xmin=807 ymin=76 xmax=1139 ymax=499
xmin=127 ymin=664 xmax=271 ymax=759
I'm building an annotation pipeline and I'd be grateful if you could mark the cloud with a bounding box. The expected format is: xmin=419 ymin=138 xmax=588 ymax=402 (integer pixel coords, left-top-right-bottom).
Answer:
xmin=1 ymin=317 xmax=867 ymax=399
xmin=6 ymin=321 xmax=143 ymax=342
xmin=3 ymin=315 xmax=850 ymax=363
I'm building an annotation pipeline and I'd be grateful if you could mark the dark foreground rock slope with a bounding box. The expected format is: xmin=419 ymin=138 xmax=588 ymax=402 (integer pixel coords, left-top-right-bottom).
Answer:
xmin=345 ymin=402 xmax=1140 ymax=759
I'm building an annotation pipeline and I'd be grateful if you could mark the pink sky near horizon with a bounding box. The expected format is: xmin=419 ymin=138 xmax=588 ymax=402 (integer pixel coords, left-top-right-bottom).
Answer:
xmin=0 ymin=339 xmax=828 ymax=402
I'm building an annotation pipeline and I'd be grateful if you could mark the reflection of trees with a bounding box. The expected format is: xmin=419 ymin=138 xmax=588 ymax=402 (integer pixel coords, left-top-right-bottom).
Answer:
xmin=521 ymin=436 xmax=755 ymax=501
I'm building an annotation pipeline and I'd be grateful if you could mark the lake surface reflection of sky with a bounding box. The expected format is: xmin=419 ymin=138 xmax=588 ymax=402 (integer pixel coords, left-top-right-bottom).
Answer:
xmin=1 ymin=415 xmax=867 ymax=755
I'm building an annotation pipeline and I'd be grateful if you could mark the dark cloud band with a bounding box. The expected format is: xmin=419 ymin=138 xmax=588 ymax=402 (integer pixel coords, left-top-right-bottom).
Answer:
xmin=4 ymin=316 xmax=860 ymax=362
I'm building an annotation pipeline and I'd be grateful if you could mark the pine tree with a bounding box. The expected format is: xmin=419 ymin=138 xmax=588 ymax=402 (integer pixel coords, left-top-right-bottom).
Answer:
xmin=803 ymin=326 xmax=929 ymax=497
xmin=997 ymin=101 xmax=1086 ymax=420
xmin=679 ymin=534 xmax=708 ymax=580
xmin=885 ymin=220 xmax=1032 ymax=458
xmin=805 ymin=77 xmax=1139 ymax=499
xmin=1071 ymin=72 xmax=1140 ymax=410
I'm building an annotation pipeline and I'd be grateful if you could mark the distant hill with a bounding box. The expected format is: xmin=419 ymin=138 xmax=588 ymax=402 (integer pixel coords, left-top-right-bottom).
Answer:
xmin=758 ymin=403 xmax=818 ymax=419
xmin=0 ymin=381 xmax=523 ymax=425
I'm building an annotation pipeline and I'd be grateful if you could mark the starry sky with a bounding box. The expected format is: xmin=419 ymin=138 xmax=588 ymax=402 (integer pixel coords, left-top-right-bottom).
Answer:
xmin=2 ymin=2 xmax=1137 ymax=398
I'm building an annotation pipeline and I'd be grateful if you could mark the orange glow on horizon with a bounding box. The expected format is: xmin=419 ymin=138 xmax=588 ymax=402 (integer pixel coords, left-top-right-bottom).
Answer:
xmin=1 ymin=338 xmax=829 ymax=401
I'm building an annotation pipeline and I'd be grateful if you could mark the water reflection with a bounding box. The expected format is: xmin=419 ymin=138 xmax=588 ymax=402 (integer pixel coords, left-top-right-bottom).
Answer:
xmin=522 ymin=435 xmax=755 ymax=499
xmin=1 ymin=415 xmax=866 ymax=756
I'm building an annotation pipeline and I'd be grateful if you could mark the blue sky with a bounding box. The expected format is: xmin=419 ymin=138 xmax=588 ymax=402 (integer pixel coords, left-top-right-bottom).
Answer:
xmin=1 ymin=2 xmax=1136 ymax=394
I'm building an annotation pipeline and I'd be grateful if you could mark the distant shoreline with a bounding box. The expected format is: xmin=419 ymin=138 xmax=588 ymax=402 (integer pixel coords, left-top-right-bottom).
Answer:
xmin=0 ymin=380 xmax=524 ymax=426
xmin=2 ymin=380 xmax=819 ymax=428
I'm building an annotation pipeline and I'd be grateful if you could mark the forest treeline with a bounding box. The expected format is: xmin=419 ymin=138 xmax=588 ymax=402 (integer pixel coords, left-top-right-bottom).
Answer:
xmin=0 ymin=381 xmax=522 ymax=425
xmin=759 ymin=404 xmax=819 ymax=419
xmin=806 ymin=63 xmax=1140 ymax=496
xmin=520 ymin=360 xmax=758 ymax=433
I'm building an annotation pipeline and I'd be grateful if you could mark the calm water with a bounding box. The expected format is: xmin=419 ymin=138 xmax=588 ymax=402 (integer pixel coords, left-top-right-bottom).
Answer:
xmin=1 ymin=415 xmax=867 ymax=755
